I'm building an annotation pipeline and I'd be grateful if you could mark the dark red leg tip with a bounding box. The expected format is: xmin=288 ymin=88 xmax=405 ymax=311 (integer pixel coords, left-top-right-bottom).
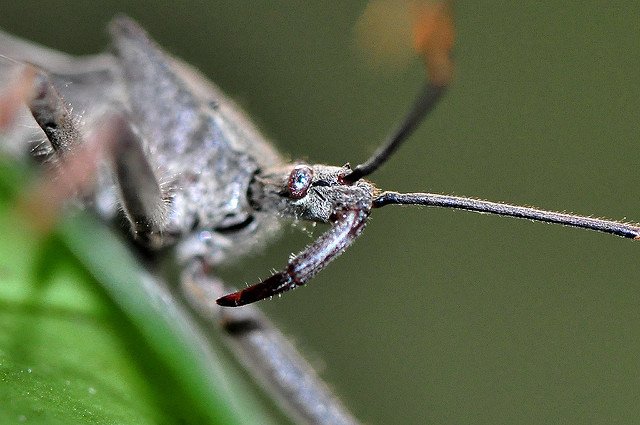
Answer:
xmin=216 ymin=292 xmax=243 ymax=307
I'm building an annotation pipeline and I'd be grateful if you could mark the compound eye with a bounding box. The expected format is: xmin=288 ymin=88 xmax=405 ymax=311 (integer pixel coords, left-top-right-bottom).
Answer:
xmin=287 ymin=165 xmax=314 ymax=199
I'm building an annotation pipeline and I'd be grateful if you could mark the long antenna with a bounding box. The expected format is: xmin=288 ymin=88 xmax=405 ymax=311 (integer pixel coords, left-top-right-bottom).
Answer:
xmin=374 ymin=191 xmax=640 ymax=240
xmin=343 ymin=83 xmax=447 ymax=182
xmin=343 ymin=1 xmax=454 ymax=183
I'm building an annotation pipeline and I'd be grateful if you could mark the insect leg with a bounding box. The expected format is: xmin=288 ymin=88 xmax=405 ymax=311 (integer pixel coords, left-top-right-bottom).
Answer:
xmin=27 ymin=68 xmax=83 ymax=158
xmin=0 ymin=63 xmax=81 ymax=162
xmin=30 ymin=74 xmax=167 ymax=243
xmin=104 ymin=114 xmax=167 ymax=246
xmin=181 ymin=260 xmax=360 ymax=425
xmin=0 ymin=66 xmax=166 ymax=243
xmin=23 ymin=68 xmax=166 ymax=234
xmin=217 ymin=206 xmax=370 ymax=307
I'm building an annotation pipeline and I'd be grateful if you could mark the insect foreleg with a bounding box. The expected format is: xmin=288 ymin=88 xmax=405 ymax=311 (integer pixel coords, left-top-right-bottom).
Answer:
xmin=106 ymin=113 xmax=167 ymax=246
xmin=1 ymin=66 xmax=167 ymax=244
xmin=27 ymin=69 xmax=168 ymax=244
xmin=0 ymin=63 xmax=81 ymax=162
xmin=26 ymin=67 xmax=82 ymax=158
xmin=218 ymin=206 xmax=371 ymax=307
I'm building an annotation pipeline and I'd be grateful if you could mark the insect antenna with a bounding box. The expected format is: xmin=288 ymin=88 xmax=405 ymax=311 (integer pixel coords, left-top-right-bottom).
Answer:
xmin=373 ymin=192 xmax=640 ymax=240
xmin=342 ymin=82 xmax=447 ymax=183
xmin=355 ymin=2 xmax=640 ymax=241
xmin=344 ymin=1 xmax=454 ymax=183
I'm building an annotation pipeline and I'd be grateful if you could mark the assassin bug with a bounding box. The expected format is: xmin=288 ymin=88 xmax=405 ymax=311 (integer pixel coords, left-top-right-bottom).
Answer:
xmin=4 ymin=6 xmax=636 ymax=308
xmin=1 ymin=3 xmax=640 ymax=424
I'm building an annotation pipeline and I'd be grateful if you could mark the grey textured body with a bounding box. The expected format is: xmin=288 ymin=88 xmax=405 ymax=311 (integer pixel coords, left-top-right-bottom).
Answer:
xmin=0 ymin=20 xmax=365 ymax=424
xmin=0 ymin=19 xmax=283 ymax=266
xmin=2 ymin=11 xmax=638 ymax=425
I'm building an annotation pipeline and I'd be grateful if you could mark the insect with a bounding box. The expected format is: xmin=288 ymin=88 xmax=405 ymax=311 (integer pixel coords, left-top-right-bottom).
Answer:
xmin=1 ymin=3 xmax=640 ymax=424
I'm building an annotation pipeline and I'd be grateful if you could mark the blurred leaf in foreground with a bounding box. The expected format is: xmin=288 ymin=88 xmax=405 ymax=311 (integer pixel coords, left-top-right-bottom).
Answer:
xmin=0 ymin=159 xmax=280 ymax=425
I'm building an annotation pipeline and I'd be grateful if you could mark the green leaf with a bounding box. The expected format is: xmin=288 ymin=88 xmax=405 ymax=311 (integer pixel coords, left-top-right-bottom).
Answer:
xmin=0 ymin=159 xmax=280 ymax=425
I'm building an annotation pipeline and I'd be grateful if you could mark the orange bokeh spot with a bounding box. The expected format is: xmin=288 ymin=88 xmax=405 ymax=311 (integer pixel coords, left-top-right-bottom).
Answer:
xmin=411 ymin=1 xmax=455 ymax=85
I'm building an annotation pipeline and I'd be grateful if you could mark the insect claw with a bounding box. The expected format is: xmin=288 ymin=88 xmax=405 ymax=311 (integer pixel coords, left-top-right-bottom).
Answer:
xmin=216 ymin=292 xmax=243 ymax=307
xmin=216 ymin=272 xmax=294 ymax=307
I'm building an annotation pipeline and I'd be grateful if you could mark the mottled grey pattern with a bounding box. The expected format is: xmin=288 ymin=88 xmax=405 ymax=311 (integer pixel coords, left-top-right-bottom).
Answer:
xmin=0 ymin=17 xmax=367 ymax=425
xmin=0 ymin=17 xmax=284 ymax=266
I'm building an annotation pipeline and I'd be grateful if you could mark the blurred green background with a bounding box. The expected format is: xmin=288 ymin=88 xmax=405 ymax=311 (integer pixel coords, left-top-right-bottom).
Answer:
xmin=1 ymin=2 xmax=640 ymax=424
